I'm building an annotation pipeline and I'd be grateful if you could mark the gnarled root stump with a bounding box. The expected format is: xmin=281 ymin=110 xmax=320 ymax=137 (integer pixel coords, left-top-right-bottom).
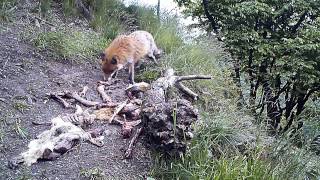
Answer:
xmin=138 ymin=68 xmax=210 ymax=156
xmin=143 ymin=99 xmax=198 ymax=155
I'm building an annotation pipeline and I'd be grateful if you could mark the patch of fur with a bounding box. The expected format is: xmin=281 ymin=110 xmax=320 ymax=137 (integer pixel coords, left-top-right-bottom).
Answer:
xmin=19 ymin=107 xmax=103 ymax=166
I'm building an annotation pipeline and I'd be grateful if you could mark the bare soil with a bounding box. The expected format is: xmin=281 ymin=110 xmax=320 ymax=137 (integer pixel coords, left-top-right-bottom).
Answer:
xmin=0 ymin=8 xmax=151 ymax=180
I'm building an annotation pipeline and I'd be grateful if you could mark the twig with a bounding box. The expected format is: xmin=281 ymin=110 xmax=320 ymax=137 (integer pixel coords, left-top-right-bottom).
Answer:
xmin=94 ymin=102 xmax=119 ymax=109
xmin=64 ymin=91 xmax=100 ymax=107
xmin=47 ymin=93 xmax=72 ymax=108
xmin=97 ymin=83 xmax=112 ymax=102
xmin=176 ymin=75 xmax=212 ymax=82
xmin=32 ymin=15 xmax=56 ymax=27
xmin=124 ymin=127 xmax=143 ymax=159
xmin=79 ymin=86 xmax=89 ymax=97
xmin=31 ymin=121 xmax=51 ymax=126
xmin=97 ymin=79 xmax=121 ymax=86
xmin=109 ymin=99 xmax=129 ymax=123
xmin=175 ymin=82 xmax=198 ymax=100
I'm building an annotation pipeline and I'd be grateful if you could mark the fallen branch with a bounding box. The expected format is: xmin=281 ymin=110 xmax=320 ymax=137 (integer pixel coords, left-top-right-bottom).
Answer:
xmin=97 ymin=83 xmax=112 ymax=102
xmin=142 ymin=68 xmax=212 ymax=103
xmin=97 ymin=79 xmax=121 ymax=86
xmin=31 ymin=121 xmax=51 ymax=126
xmin=64 ymin=91 xmax=100 ymax=107
xmin=109 ymin=99 xmax=129 ymax=123
xmin=177 ymin=75 xmax=212 ymax=82
xmin=124 ymin=127 xmax=143 ymax=159
xmin=176 ymin=82 xmax=199 ymax=100
xmin=46 ymin=93 xmax=72 ymax=108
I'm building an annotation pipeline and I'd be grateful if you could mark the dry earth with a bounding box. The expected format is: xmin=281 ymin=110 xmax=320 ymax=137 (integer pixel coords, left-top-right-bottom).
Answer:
xmin=0 ymin=7 xmax=152 ymax=180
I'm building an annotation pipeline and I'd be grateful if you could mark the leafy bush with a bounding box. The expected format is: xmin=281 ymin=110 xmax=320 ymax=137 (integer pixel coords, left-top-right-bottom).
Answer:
xmin=176 ymin=0 xmax=320 ymax=135
xmin=151 ymin=37 xmax=320 ymax=179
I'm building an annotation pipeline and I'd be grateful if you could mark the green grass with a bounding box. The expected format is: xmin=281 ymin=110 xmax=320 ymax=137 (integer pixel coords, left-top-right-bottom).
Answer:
xmin=0 ymin=0 xmax=16 ymax=22
xmin=39 ymin=0 xmax=52 ymax=17
xmin=33 ymin=29 xmax=109 ymax=62
xmin=128 ymin=5 xmax=183 ymax=53
xmin=80 ymin=167 xmax=105 ymax=180
xmin=14 ymin=118 xmax=28 ymax=139
xmin=150 ymin=38 xmax=320 ymax=179
xmin=12 ymin=101 xmax=31 ymax=113
xmin=89 ymin=0 xmax=125 ymax=39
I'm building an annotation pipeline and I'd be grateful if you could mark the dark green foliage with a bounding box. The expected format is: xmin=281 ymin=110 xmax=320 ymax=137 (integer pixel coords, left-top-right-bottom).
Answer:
xmin=176 ymin=0 xmax=320 ymax=134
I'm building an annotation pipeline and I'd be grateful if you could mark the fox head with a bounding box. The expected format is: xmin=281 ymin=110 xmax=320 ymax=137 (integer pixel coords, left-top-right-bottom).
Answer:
xmin=100 ymin=52 xmax=124 ymax=79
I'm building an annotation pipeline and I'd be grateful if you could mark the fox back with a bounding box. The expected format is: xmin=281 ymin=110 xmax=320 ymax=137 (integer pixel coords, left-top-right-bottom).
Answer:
xmin=100 ymin=30 xmax=160 ymax=78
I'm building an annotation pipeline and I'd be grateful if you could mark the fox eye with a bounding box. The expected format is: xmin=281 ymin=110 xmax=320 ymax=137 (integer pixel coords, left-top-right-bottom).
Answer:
xmin=100 ymin=52 xmax=106 ymax=60
xmin=111 ymin=57 xmax=117 ymax=65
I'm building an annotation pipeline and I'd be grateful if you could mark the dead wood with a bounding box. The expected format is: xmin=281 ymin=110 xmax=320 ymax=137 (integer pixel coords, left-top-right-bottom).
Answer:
xmin=176 ymin=75 xmax=212 ymax=82
xmin=31 ymin=121 xmax=51 ymax=126
xmin=176 ymin=82 xmax=199 ymax=100
xmin=139 ymin=68 xmax=206 ymax=155
xmin=124 ymin=127 xmax=143 ymax=159
xmin=109 ymin=99 xmax=129 ymax=123
xmin=97 ymin=79 xmax=121 ymax=86
xmin=46 ymin=93 xmax=72 ymax=108
xmin=79 ymin=85 xmax=89 ymax=97
xmin=63 ymin=91 xmax=100 ymax=106
xmin=97 ymin=83 xmax=112 ymax=102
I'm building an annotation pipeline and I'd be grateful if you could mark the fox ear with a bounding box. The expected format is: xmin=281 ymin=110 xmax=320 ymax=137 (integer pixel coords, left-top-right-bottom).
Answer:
xmin=111 ymin=56 xmax=117 ymax=65
xmin=100 ymin=52 xmax=106 ymax=60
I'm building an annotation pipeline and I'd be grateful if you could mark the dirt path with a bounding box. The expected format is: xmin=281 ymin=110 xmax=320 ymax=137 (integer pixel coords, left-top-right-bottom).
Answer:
xmin=0 ymin=20 xmax=151 ymax=180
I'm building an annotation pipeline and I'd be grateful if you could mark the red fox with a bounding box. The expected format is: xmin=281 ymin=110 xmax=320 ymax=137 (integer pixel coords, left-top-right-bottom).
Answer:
xmin=100 ymin=30 xmax=161 ymax=84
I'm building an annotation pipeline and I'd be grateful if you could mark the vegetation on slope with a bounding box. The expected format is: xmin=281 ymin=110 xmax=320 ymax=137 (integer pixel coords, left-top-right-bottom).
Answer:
xmin=3 ymin=0 xmax=319 ymax=179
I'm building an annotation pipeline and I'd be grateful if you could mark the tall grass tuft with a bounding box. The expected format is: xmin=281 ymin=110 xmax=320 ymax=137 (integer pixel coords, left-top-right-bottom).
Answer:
xmin=89 ymin=0 xmax=125 ymax=39
xmin=0 ymin=0 xmax=16 ymax=22
xmin=39 ymin=0 xmax=52 ymax=17
xmin=127 ymin=4 xmax=183 ymax=53
xmin=33 ymin=29 xmax=109 ymax=63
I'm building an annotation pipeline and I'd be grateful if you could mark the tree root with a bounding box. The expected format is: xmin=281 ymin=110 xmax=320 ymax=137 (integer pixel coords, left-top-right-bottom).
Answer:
xmin=46 ymin=93 xmax=72 ymax=108
xmin=124 ymin=127 xmax=143 ymax=159
xmin=109 ymin=99 xmax=129 ymax=123
xmin=97 ymin=82 xmax=112 ymax=102
xmin=63 ymin=91 xmax=100 ymax=107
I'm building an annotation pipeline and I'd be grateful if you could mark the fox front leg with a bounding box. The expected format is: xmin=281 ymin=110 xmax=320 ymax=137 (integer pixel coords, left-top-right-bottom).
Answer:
xmin=128 ymin=61 xmax=135 ymax=84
